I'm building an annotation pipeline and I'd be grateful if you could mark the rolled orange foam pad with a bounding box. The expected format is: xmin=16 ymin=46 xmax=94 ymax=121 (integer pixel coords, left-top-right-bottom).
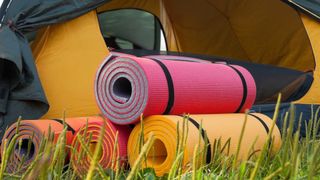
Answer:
xmin=128 ymin=114 xmax=281 ymax=176
xmin=1 ymin=117 xmax=131 ymax=175
xmin=95 ymin=56 xmax=256 ymax=125
xmin=70 ymin=117 xmax=130 ymax=176
xmin=1 ymin=120 xmax=73 ymax=173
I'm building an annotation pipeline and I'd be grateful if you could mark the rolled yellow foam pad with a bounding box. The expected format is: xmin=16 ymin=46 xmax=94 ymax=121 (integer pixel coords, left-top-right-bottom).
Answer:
xmin=128 ymin=113 xmax=281 ymax=176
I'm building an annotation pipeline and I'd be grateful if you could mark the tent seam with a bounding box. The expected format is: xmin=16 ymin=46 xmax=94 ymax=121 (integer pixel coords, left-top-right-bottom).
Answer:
xmin=205 ymin=0 xmax=251 ymax=60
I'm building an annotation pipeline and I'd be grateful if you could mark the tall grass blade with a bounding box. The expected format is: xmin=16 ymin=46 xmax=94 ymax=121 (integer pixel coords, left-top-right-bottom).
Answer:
xmin=127 ymin=133 xmax=155 ymax=180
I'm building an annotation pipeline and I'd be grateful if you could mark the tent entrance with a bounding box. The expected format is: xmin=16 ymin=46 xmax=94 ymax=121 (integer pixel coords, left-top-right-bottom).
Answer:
xmin=98 ymin=0 xmax=316 ymax=73
xmin=96 ymin=6 xmax=316 ymax=105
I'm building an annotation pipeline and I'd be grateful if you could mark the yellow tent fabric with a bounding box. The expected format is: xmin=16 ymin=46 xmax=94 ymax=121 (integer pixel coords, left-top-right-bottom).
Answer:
xmin=297 ymin=14 xmax=320 ymax=104
xmin=32 ymin=11 xmax=109 ymax=118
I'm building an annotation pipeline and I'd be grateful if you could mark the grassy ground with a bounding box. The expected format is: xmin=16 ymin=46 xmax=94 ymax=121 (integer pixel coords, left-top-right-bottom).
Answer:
xmin=1 ymin=100 xmax=320 ymax=180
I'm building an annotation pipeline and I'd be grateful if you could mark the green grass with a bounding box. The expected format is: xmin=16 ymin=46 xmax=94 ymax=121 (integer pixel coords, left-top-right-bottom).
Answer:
xmin=1 ymin=101 xmax=320 ymax=180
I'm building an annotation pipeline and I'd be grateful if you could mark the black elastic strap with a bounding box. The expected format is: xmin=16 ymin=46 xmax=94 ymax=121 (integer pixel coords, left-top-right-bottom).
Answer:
xmin=227 ymin=65 xmax=248 ymax=113
xmin=51 ymin=119 xmax=75 ymax=134
xmin=147 ymin=56 xmax=212 ymax=64
xmin=179 ymin=115 xmax=212 ymax=164
xmin=248 ymin=114 xmax=269 ymax=133
xmin=248 ymin=114 xmax=274 ymax=151
xmin=151 ymin=59 xmax=174 ymax=114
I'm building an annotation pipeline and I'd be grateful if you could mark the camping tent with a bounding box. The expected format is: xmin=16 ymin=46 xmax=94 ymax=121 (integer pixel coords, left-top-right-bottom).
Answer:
xmin=0 ymin=0 xmax=319 ymax=138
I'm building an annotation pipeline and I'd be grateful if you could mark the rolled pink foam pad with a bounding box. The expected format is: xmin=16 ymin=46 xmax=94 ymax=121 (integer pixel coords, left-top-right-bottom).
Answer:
xmin=95 ymin=55 xmax=256 ymax=125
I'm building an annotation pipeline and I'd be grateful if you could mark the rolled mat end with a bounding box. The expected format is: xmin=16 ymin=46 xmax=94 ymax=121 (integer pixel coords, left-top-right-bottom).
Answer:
xmin=70 ymin=117 xmax=131 ymax=176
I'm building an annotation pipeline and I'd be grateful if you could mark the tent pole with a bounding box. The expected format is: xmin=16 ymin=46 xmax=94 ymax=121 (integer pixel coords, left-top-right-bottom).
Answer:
xmin=0 ymin=0 xmax=13 ymax=27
